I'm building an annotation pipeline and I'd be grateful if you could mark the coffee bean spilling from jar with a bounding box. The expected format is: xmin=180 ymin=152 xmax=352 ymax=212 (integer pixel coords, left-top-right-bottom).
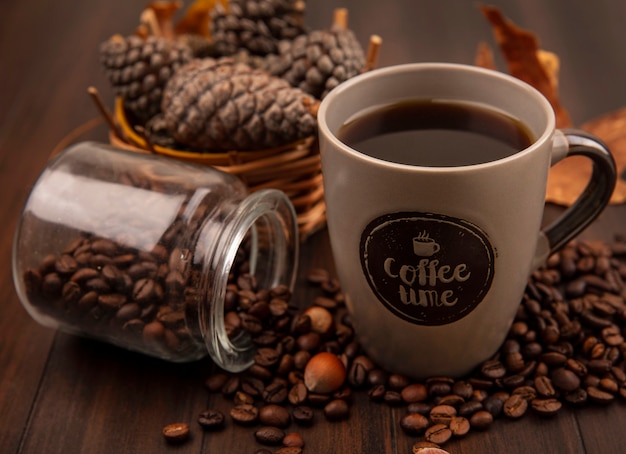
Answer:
xmin=28 ymin=230 xmax=626 ymax=451
xmin=160 ymin=237 xmax=626 ymax=452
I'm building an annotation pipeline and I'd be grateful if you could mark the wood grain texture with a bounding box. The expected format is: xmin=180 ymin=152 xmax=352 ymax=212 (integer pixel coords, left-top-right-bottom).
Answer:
xmin=2 ymin=1 xmax=626 ymax=453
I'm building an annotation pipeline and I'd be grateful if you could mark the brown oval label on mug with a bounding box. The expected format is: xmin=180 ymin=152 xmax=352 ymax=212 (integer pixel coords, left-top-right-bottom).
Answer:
xmin=360 ymin=212 xmax=495 ymax=326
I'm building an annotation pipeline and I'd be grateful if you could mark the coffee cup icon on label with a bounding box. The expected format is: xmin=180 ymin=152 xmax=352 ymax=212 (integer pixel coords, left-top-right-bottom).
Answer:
xmin=413 ymin=233 xmax=440 ymax=257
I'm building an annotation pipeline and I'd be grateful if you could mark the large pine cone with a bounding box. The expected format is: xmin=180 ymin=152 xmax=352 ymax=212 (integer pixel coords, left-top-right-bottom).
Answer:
xmin=99 ymin=34 xmax=192 ymax=121
xmin=211 ymin=0 xmax=307 ymax=56
xmin=264 ymin=26 xmax=365 ymax=99
xmin=161 ymin=58 xmax=318 ymax=151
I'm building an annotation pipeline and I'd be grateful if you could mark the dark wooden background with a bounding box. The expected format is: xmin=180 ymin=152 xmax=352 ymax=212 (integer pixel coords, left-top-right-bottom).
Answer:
xmin=2 ymin=0 xmax=626 ymax=452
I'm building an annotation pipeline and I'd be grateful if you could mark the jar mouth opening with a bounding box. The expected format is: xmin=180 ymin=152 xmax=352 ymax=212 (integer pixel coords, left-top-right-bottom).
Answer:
xmin=201 ymin=189 xmax=299 ymax=373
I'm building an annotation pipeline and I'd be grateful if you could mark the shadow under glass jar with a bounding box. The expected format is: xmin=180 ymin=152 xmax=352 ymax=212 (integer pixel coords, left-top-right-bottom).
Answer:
xmin=12 ymin=142 xmax=299 ymax=372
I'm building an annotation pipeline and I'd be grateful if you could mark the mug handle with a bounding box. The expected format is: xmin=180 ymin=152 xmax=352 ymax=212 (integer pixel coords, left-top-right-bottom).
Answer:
xmin=533 ymin=129 xmax=616 ymax=268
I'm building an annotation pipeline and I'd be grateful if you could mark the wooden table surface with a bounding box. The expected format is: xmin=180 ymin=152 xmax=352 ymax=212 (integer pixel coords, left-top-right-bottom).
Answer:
xmin=2 ymin=1 xmax=626 ymax=452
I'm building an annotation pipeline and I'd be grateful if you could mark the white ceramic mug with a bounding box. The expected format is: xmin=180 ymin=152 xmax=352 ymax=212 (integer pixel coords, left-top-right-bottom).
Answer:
xmin=318 ymin=63 xmax=616 ymax=378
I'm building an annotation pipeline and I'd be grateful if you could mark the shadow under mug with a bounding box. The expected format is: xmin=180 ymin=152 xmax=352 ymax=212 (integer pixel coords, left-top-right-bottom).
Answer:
xmin=318 ymin=63 xmax=616 ymax=378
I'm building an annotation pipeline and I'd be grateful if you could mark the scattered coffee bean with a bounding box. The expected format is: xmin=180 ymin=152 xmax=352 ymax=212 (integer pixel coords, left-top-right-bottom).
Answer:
xmin=530 ymin=398 xmax=562 ymax=416
xmin=469 ymin=410 xmax=493 ymax=431
xmin=197 ymin=409 xmax=225 ymax=430
xmin=230 ymin=404 xmax=259 ymax=425
xmin=254 ymin=426 xmax=285 ymax=446
xmin=162 ymin=422 xmax=190 ymax=444
xmin=449 ymin=416 xmax=470 ymax=437
xmin=503 ymin=394 xmax=528 ymax=419
xmin=400 ymin=412 xmax=430 ymax=435
xmin=259 ymin=404 xmax=291 ymax=428
xmin=282 ymin=432 xmax=305 ymax=448
xmin=324 ymin=399 xmax=349 ymax=421
xmin=425 ymin=424 xmax=452 ymax=445
xmin=134 ymin=237 xmax=626 ymax=448
xmin=292 ymin=406 xmax=314 ymax=426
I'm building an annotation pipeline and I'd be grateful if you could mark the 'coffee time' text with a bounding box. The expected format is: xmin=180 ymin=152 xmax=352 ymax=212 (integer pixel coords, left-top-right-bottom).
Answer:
xmin=383 ymin=258 xmax=470 ymax=307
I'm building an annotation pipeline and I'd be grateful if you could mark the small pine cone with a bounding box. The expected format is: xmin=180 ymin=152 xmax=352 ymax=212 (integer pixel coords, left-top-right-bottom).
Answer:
xmin=264 ymin=26 xmax=365 ymax=99
xmin=161 ymin=58 xmax=318 ymax=150
xmin=99 ymin=34 xmax=192 ymax=121
xmin=210 ymin=0 xmax=307 ymax=56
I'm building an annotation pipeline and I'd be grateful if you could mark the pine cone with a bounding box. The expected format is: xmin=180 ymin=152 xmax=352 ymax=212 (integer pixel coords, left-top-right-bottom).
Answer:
xmin=99 ymin=34 xmax=192 ymax=121
xmin=264 ymin=26 xmax=365 ymax=99
xmin=210 ymin=0 xmax=307 ymax=56
xmin=161 ymin=58 xmax=318 ymax=150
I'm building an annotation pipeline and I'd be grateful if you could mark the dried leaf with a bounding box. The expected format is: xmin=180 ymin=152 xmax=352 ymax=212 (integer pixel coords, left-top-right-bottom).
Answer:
xmin=474 ymin=41 xmax=496 ymax=70
xmin=546 ymin=108 xmax=626 ymax=205
xmin=479 ymin=4 xmax=572 ymax=128
xmin=148 ymin=1 xmax=183 ymax=40
xmin=175 ymin=0 xmax=228 ymax=38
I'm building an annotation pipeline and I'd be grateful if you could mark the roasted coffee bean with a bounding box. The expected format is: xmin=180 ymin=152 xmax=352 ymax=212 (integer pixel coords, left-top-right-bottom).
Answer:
xmin=587 ymin=386 xmax=615 ymax=404
xmin=531 ymin=398 xmax=562 ymax=416
xmin=425 ymin=424 xmax=452 ymax=445
xmin=162 ymin=422 xmax=190 ymax=443
xmin=469 ymin=410 xmax=493 ymax=430
xmin=292 ymin=406 xmax=314 ymax=426
xmin=503 ymin=394 xmax=528 ymax=419
xmin=564 ymin=387 xmax=588 ymax=405
xmin=255 ymin=348 xmax=280 ymax=367
xmin=288 ymin=382 xmax=308 ymax=406
xmin=449 ymin=416 xmax=470 ymax=437
xmin=480 ymin=359 xmax=507 ymax=379
xmin=367 ymin=385 xmax=385 ymax=402
xmin=407 ymin=401 xmax=433 ymax=415
xmin=482 ymin=394 xmax=505 ymax=417
xmin=458 ymin=400 xmax=483 ymax=417
xmin=254 ymin=426 xmax=285 ymax=446
xmin=259 ymin=404 xmax=291 ymax=428
xmin=429 ymin=405 xmax=456 ymax=425
xmin=234 ymin=391 xmax=255 ymax=406
xmin=324 ymin=399 xmax=349 ymax=421
xmin=383 ymin=390 xmax=403 ymax=406
xmin=282 ymin=432 xmax=305 ymax=448
xmin=263 ymin=382 xmax=288 ymax=404
xmin=551 ymin=368 xmax=581 ymax=392
xmin=295 ymin=332 xmax=320 ymax=352
xmin=388 ymin=374 xmax=411 ymax=390
xmin=437 ymin=394 xmax=465 ymax=407
xmin=534 ymin=376 xmax=556 ymax=397
xmin=399 ymin=412 xmax=430 ymax=435
xmin=367 ymin=368 xmax=388 ymax=387
xmin=452 ymin=381 xmax=473 ymax=400
xmin=230 ymin=404 xmax=259 ymax=425
xmin=307 ymin=392 xmax=331 ymax=406
xmin=198 ymin=409 xmax=225 ymax=430
xmin=401 ymin=383 xmax=428 ymax=403
xmin=511 ymin=386 xmax=536 ymax=401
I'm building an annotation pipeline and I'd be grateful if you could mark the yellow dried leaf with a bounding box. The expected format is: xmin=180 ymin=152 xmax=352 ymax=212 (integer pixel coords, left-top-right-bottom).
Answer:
xmin=546 ymin=108 xmax=626 ymax=205
xmin=474 ymin=41 xmax=497 ymax=70
xmin=175 ymin=0 xmax=229 ymax=38
xmin=479 ymin=4 xmax=572 ymax=128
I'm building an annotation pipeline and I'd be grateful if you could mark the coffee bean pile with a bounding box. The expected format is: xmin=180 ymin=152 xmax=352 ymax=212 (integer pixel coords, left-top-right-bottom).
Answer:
xmin=177 ymin=237 xmax=626 ymax=452
xmin=19 ymin=175 xmax=229 ymax=362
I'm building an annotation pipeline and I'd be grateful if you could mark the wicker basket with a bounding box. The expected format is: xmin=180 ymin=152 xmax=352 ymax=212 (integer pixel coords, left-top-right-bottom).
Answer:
xmin=108 ymin=98 xmax=326 ymax=241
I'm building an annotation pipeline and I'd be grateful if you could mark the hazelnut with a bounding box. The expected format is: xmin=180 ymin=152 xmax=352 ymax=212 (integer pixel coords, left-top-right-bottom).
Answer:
xmin=304 ymin=352 xmax=346 ymax=394
xmin=302 ymin=306 xmax=334 ymax=336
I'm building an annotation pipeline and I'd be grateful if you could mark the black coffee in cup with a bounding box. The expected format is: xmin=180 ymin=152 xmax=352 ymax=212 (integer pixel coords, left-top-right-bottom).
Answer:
xmin=337 ymin=99 xmax=534 ymax=167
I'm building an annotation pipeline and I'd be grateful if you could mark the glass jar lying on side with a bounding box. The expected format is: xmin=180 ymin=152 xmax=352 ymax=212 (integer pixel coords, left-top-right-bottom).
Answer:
xmin=12 ymin=142 xmax=299 ymax=372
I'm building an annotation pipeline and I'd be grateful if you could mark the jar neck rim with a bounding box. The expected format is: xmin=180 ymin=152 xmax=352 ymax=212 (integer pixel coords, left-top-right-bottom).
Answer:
xmin=199 ymin=189 xmax=299 ymax=372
